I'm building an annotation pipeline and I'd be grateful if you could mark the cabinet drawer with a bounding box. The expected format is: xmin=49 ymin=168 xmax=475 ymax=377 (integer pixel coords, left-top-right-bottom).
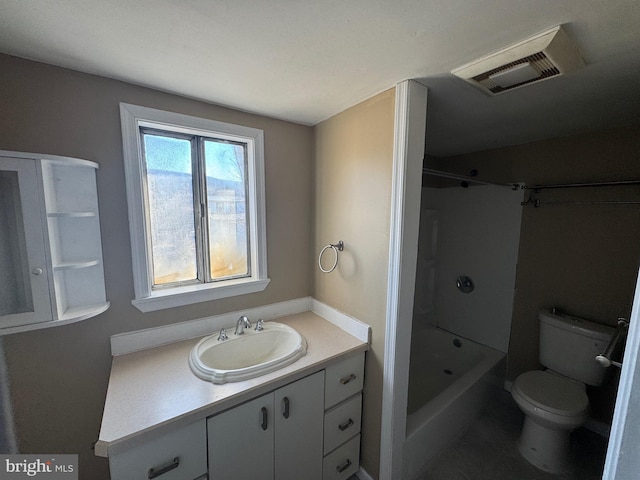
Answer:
xmin=109 ymin=420 xmax=207 ymax=480
xmin=322 ymin=434 xmax=360 ymax=480
xmin=324 ymin=393 xmax=362 ymax=454
xmin=325 ymin=352 xmax=365 ymax=409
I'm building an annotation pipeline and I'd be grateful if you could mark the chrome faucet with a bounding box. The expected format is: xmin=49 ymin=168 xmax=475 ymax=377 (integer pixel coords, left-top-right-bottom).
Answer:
xmin=235 ymin=315 xmax=251 ymax=335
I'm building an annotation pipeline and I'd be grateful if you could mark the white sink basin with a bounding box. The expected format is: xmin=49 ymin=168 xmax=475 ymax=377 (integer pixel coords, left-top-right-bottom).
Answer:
xmin=189 ymin=322 xmax=307 ymax=384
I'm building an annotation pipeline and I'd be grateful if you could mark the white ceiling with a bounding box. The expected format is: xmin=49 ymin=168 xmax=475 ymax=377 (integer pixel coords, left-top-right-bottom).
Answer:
xmin=1 ymin=0 xmax=639 ymax=156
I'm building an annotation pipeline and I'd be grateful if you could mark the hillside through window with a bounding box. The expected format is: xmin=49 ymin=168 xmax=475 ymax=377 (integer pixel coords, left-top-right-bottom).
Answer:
xmin=142 ymin=130 xmax=250 ymax=287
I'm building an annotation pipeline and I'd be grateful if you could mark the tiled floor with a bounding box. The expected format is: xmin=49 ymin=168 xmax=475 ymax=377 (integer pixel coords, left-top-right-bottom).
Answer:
xmin=415 ymin=390 xmax=608 ymax=480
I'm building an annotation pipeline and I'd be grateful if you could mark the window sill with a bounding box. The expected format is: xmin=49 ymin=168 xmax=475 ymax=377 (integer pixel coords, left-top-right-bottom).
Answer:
xmin=132 ymin=278 xmax=271 ymax=313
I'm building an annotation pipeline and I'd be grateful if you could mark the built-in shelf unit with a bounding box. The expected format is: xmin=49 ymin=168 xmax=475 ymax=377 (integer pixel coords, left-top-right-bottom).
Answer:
xmin=0 ymin=150 xmax=109 ymax=335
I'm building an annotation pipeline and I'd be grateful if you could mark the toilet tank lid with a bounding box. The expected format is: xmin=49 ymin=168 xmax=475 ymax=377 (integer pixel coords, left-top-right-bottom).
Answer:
xmin=539 ymin=309 xmax=614 ymax=341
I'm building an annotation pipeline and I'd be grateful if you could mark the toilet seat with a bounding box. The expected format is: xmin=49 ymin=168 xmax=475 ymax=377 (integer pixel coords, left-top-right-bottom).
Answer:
xmin=513 ymin=370 xmax=589 ymax=417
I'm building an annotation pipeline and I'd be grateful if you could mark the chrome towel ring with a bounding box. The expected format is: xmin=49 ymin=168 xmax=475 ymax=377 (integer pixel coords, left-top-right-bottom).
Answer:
xmin=318 ymin=241 xmax=344 ymax=273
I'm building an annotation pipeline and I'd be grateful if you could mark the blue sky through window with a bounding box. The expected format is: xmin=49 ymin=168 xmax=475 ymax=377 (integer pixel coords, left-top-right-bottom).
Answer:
xmin=144 ymin=134 xmax=244 ymax=183
xmin=205 ymin=140 xmax=245 ymax=183
xmin=144 ymin=135 xmax=191 ymax=175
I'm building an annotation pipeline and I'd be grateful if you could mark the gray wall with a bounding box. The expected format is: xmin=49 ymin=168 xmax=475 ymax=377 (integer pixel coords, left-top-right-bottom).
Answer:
xmin=429 ymin=125 xmax=640 ymax=422
xmin=0 ymin=54 xmax=314 ymax=478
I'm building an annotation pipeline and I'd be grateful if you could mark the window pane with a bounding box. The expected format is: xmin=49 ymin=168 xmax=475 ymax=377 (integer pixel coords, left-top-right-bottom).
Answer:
xmin=204 ymin=139 xmax=249 ymax=280
xmin=143 ymin=133 xmax=198 ymax=286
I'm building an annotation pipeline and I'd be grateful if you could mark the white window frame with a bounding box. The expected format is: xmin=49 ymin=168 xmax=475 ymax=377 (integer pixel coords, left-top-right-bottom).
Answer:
xmin=120 ymin=103 xmax=269 ymax=312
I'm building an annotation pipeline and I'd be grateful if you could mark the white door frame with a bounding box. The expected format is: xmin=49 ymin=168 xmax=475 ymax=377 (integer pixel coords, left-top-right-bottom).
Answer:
xmin=379 ymin=79 xmax=427 ymax=480
xmin=603 ymin=267 xmax=640 ymax=480
xmin=381 ymin=78 xmax=639 ymax=480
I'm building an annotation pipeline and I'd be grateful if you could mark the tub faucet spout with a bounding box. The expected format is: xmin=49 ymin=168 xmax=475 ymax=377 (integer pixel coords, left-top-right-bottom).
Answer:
xmin=235 ymin=315 xmax=251 ymax=335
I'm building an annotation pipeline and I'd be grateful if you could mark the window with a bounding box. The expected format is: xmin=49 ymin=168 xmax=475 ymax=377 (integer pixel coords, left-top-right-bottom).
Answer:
xmin=120 ymin=103 xmax=269 ymax=312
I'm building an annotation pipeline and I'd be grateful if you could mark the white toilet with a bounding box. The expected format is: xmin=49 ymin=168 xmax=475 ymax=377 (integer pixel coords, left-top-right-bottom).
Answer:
xmin=511 ymin=309 xmax=614 ymax=473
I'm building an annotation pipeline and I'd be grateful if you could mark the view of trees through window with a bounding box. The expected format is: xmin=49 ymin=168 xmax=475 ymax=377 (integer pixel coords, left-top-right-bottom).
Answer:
xmin=142 ymin=131 xmax=249 ymax=287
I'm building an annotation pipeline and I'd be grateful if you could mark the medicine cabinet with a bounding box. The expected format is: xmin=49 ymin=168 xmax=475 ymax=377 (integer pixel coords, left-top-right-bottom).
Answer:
xmin=0 ymin=151 xmax=109 ymax=335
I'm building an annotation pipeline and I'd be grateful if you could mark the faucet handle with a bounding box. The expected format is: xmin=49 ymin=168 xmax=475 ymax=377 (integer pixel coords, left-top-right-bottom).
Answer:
xmin=255 ymin=319 xmax=264 ymax=331
xmin=218 ymin=328 xmax=228 ymax=341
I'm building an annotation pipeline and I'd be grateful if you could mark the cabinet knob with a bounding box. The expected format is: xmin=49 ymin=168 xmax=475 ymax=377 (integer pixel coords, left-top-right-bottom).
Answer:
xmin=32 ymin=267 xmax=43 ymax=276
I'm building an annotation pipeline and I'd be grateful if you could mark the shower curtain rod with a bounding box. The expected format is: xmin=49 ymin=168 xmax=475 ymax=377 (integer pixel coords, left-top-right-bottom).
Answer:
xmin=521 ymin=198 xmax=640 ymax=208
xmin=524 ymin=179 xmax=640 ymax=190
xmin=421 ymin=168 xmax=521 ymax=190
xmin=423 ymin=168 xmax=640 ymax=191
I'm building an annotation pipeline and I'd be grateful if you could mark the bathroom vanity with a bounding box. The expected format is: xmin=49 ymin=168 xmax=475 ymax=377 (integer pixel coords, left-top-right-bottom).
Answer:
xmin=96 ymin=311 xmax=367 ymax=480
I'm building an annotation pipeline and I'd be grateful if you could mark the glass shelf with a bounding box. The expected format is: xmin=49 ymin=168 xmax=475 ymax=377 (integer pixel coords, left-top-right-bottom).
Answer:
xmin=53 ymin=260 xmax=100 ymax=271
xmin=47 ymin=212 xmax=96 ymax=218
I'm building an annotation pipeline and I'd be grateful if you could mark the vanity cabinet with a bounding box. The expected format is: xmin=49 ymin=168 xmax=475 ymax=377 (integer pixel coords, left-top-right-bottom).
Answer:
xmin=208 ymin=352 xmax=365 ymax=480
xmin=0 ymin=151 xmax=109 ymax=334
xmin=208 ymin=371 xmax=325 ymax=480
xmin=98 ymin=318 xmax=367 ymax=480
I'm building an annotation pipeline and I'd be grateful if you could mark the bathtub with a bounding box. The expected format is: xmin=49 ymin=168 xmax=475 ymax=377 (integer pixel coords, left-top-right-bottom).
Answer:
xmin=403 ymin=325 xmax=506 ymax=479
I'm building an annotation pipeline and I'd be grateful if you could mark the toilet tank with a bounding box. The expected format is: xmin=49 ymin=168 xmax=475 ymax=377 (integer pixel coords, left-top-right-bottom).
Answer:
xmin=539 ymin=309 xmax=615 ymax=386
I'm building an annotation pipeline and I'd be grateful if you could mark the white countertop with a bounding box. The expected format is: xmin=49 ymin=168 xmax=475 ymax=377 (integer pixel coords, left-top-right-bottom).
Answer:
xmin=95 ymin=311 xmax=368 ymax=457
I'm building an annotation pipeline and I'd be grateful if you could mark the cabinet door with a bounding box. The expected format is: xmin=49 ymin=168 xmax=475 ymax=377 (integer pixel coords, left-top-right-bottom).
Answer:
xmin=208 ymin=393 xmax=274 ymax=480
xmin=0 ymin=157 xmax=51 ymax=328
xmin=275 ymin=371 xmax=325 ymax=480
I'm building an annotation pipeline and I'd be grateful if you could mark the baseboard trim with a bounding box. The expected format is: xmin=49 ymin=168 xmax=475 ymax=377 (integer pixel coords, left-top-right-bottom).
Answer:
xmin=356 ymin=466 xmax=374 ymax=480
xmin=584 ymin=417 xmax=611 ymax=438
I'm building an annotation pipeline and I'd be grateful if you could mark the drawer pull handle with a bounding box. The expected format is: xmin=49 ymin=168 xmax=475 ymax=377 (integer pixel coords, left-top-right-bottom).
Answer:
xmin=147 ymin=456 xmax=179 ymax=479
xmin=261 ymin=406 xmax=268 ymax=431
xmin=339 ymin=373 xmax=357 ymax=385
xmin=282 ymin=396 xmax=290 ymax=419
xmin=336 ymin=458 xmax=352 ymax=473
xmin=338 ymin=418 xmax=354 ymax=431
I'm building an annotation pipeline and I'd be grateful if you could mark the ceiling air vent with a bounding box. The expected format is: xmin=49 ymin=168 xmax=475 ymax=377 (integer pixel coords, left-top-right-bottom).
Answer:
xmin=452 ymin=25 xmax=585 ymax=95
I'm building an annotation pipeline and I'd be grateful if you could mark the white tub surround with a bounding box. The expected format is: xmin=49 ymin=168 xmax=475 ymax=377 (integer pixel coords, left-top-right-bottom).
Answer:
xmin=96 ymin=311 xmax=369 ymax=458
xmin=403 ymin=326 xmax=505 ymax=479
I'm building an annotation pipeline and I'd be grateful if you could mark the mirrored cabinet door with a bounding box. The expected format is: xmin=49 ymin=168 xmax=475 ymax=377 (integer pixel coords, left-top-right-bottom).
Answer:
xmin=0 ymin=156 xmax=52 ymax=328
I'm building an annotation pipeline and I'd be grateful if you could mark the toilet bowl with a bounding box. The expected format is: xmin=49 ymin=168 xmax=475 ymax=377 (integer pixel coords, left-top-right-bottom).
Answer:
xmin=511 ymin=309 xmax=614 ymax=473
xmin=511 ymin=370 xmax=589 ymax=473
